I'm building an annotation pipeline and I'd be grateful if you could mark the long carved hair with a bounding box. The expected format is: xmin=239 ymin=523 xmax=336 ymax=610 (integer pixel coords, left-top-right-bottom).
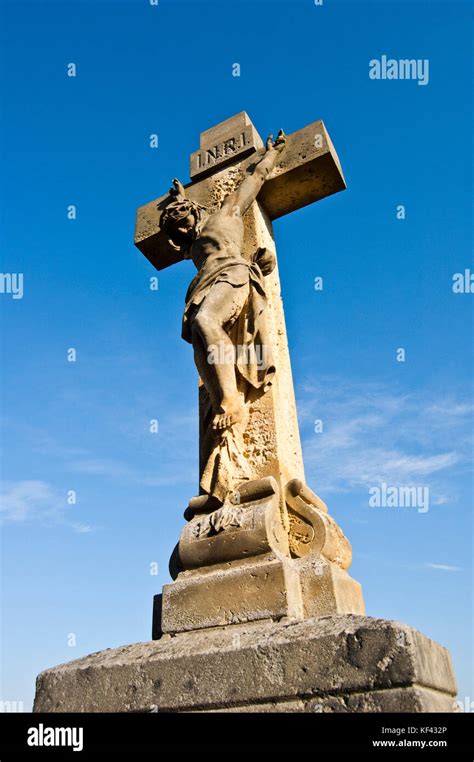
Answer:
xmin=160 ymin=179 xmax=207 ymax=248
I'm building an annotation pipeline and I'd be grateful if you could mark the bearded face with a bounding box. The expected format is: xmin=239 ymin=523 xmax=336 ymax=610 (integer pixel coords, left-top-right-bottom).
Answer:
xmin=161 ymin=201 xmax=203 ymax=251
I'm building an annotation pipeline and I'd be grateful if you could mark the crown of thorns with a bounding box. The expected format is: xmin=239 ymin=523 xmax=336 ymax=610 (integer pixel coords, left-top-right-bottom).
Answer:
xmin=160 ymin=197 xmax=205 ymax=233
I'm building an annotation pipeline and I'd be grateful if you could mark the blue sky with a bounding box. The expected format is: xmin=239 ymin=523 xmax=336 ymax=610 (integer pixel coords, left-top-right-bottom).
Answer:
xmin=0 ymin=0 xmax=472 ymax=711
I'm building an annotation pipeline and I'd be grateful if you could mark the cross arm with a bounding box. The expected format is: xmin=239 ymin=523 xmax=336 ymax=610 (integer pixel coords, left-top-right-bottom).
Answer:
xmin=134 ymin=119 xmax=346 ymax=272
xmin=259 ymin=120 xmax=346 ymax=219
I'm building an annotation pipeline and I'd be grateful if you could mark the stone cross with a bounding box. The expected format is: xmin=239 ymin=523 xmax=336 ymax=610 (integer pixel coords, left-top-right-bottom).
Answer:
xmin=30 ymin=114 xmax=457 ymax=717
xmin=135 ymin=112 xmax=345 ymax=505
xmin=134 ymin=112 xmax=364 ymax=635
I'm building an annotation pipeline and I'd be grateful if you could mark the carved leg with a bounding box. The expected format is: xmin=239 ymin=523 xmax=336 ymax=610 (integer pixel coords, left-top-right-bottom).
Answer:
xmin=191 ymin=326 xmax=221 ymax=412
xmin=191 ymin=281 xmax=249 ymax=430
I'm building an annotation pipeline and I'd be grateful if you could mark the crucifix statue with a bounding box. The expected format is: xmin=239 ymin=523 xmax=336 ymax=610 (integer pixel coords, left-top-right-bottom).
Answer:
xmin=31 ymin=114 xmax=458 ymax=717
xmin=30 ymin=113 xmax=456 ymax=713
xmin=135 ymin=112 xmax=365 ymax=635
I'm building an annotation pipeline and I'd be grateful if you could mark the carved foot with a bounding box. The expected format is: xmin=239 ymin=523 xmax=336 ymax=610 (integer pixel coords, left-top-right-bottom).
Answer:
xmin=212 ymin=398 xmax=244 ymax=430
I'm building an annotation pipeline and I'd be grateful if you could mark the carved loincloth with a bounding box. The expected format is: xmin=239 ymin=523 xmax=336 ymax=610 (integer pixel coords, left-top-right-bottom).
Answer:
xmin=182 ymin=253 xmax=275 ymax=392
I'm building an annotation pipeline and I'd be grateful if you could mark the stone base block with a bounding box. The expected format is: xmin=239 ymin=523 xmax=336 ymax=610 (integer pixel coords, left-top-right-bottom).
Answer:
xmin=161 ymin=553 xmax=364 ymax=635
xmin=161 ymin=555 xmax=302 ymax=633
xmin=34 ymin=615 xmax=457 ymax=713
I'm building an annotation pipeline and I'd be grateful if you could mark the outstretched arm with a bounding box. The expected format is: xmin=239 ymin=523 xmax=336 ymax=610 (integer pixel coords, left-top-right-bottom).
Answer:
xmin=222 ymin=130 xmax=286 ymax=217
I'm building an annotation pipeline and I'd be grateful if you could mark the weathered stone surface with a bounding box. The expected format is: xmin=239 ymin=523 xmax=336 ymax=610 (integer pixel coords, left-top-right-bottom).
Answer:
xmin=240 ymin=201 xmax=305 ymax=493
xmin=34 ymin=615 xmax=457 ymax=713
xmin=209 ymin=688 xmax=456 ymax=713
xmin=199 ymin=112 xmax=254 ymax=150
xmin=162 ymin=555 xmax=302 ymax=633
xmin=190 ymin=111 xmax=263 ymax=179
xmin=296 ymin=555 xmax=365 ymax=618
xmin=259 ymin=120 xmax=346 ymax=219
xmin=286 ymin=481 xmax=352 ymax=567
xmin=176 ymin=477 xmax=289 ymax=571
xmin=162 ymin=475 xmax=363 ymax=635
xmin=161 ymin=552 xmax=363 ymax=635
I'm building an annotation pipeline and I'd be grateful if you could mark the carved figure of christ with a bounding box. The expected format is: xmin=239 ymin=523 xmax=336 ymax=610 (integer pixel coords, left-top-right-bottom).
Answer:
xmin=160 ymin=131 xmax=286 ymax=432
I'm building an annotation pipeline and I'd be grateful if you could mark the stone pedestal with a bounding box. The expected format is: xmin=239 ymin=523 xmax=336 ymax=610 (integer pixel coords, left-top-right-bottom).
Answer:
xmin=33 ymin=476 xmax=457 ymax=715
xmin=159 ymin=477 xmax=364 ymax=636
xmin=33 ymin=615 xmax=457 ymax=713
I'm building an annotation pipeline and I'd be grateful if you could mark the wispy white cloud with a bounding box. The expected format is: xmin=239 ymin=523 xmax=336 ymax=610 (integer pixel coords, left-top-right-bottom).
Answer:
xmin=71 ymin=522 xmax=93 ymax=534
xmin=68 ymin=457 xmax=194 ymax=487
xmin=70 ymin=458 xmax=135 ymax=478
xmin=426 ymin=563 xmax=461 ymax=572
xmin=425 ymin=402 xmax=474 ymax=417
xmin=0 ymin=480 xmax=59 ymax=522
xmin=0 ymin=480 xmax=96 ymax=532
xmin=297 ymin=377 xmax=473 ymax=501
